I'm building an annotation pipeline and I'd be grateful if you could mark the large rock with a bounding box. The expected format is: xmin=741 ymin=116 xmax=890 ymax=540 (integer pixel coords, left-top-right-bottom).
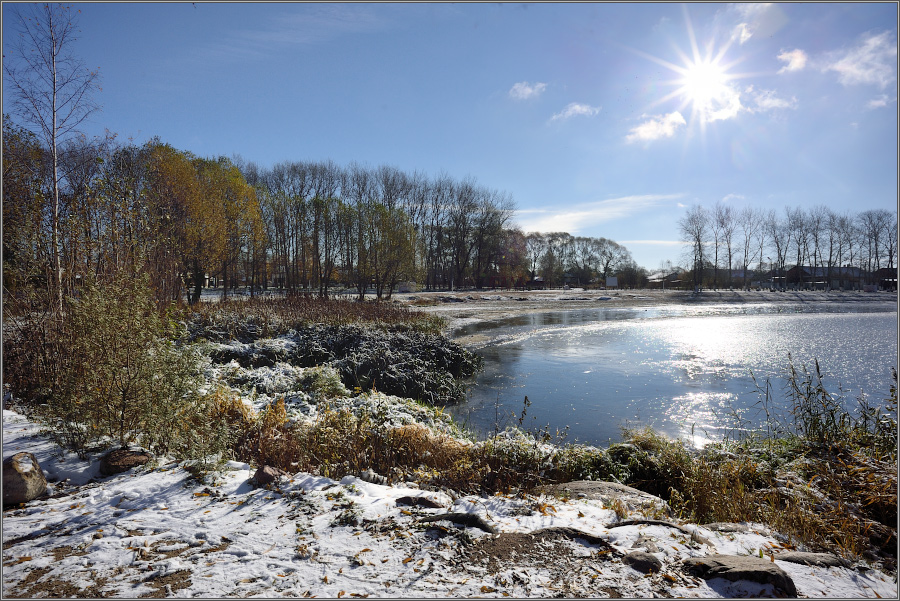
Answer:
xmin=683 ymin=554 xmax=797 ymax=597
xmin=253 ymin=465 xmax=290 ymax=487
xmin=99 ymin=449 xmax=152 ymax=476
xmin=3 ymin=452 xmax=48 ymax=506
xmin=624 ymin=550 xmax=662 ymax=574
xmin=540 ymin=481 xmax=673 ymax=517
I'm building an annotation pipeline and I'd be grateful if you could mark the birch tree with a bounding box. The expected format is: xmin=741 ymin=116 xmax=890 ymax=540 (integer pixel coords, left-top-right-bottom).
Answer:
xmin=4 ymin=3 xmax=101 ymax=311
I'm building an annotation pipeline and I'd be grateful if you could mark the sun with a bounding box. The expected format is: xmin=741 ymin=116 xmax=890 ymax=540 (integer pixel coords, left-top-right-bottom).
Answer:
xmin=679 ymin=59 xmax=729 ymax=111
xmin=628 ymin=7 xmax=748 ymax=127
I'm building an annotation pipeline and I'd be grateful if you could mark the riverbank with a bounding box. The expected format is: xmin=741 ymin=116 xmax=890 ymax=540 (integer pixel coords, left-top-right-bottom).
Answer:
xmin=400 ymin=288 xmax=898 ymax=336
xmin=3 ymin=292 xmax=897 ymax=596
xmin=3 ymin=408 xmax=897 ymax=598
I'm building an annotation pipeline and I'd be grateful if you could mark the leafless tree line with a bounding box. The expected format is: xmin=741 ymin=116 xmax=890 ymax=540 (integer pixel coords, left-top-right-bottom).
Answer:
xmin=237 ymin=159 xmax=521 ymax=298
xmin=678 ymin=201 xmax=897 ymax=290
xmin=523 ymin=232 xmax=640 ymax=288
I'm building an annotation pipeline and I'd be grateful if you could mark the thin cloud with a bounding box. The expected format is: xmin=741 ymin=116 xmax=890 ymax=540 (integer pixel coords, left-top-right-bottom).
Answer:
xmin=509 ymin=81 xmax=547 ymax=100
xmin=822 ymin=31 xmax=897 ymax=89
xmin=705 ymin=86 xmax=744 ymax=122
xmin=728 ymin=3 xmax=784 ymax=45
xmin=721 ymin=193 xmax=745 ymax=203
xmin=550 ymin=102 xmax=601 ymax=122
xmin=732 ymin=23 xmax=753 ymax=45
xmin=618 ymin=239 xmax=684 ymax=246
xmin=625 ymin=112 xmax=686 ymax=143
xmin=745 ymin=86 xmax=797 ymax=112
xmin=517 ymin=194 xmax=686 ymax=233
xmin=867 ymin=94 xmax=897 ymax=109
xmin=777 ymin=49 xmax=808 ymax=73
xmin=201 ymin=5 xmax=387 ymax=61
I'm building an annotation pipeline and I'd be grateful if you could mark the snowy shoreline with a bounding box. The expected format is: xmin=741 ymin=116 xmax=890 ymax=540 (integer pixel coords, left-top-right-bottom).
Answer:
xmin=3 ymin=290 xmax=897 ymax=597
xmin=399 ymin=288 xmax=898 ymax=336
xmin=3 ymin=408 xmax=897 ymax=598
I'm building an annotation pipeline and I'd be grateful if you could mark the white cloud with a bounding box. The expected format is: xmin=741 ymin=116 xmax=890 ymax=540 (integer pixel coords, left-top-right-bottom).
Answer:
xmin=721 ymin=193 xmax=745 ymax=203
xmin=734 ymin=2 xmax=773 ymax=19
xmin=777 ymin=49 xmax=808 ymax=73
xmin=549 ymin=102 xmax=601 ymax=122
xmin=625 ymin=112 xmax=686 ymax=143
xmin=867 ymin=94 xmax=897 ymax=109
xmin=509 ymin=81 xmax=548 ymax=100
xmin=823 ymin=31 xmax=897 ymax=89
xmin=745 ymin=86 xmax=798 ymax=112
xmin=728 ymin=3 xmax=784 ymax=45
xmin=705 ymin=86 xmax=744 ymax=122
xmin=517 ymin=194 xmax=686 ymax=234
xmin=732 ymin=23 xmax=753 ymax=45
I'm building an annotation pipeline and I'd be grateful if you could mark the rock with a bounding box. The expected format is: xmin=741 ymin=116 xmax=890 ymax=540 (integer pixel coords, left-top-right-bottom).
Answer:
xmin=99 ymin=449 xmax=152 ymax=477
xmin=703 ymin=522 xmax=750 ymax=533
xmin=541 ymin=481 xmax=673 ymax=517
xmin=252 ymin=465 xmax=289 ymax=486
xmin=2 ymin=452 xmax=48 ymax=506
xmin=624 ymin=551 xmax=662 ymax=574
xmin=358 ymin=469 xmax=388 ymax=486
xmin=775 ymin=551 xmax=851 ymax=568
xmin=682 ymin=554 xmax=797 ymax=597
xmin=396 ymin=495 xmax=445 ymax=509
xmin=418 ymin=512 xmax=498 ymax=534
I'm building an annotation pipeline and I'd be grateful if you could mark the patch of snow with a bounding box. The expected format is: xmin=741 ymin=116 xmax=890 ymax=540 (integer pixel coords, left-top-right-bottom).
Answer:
xmin=3 ymin=408 xmax=896 ymax=598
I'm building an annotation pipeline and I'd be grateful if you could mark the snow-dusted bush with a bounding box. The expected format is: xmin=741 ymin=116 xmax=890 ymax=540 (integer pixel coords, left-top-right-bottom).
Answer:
xmin=34 ymin=274 xmax=229 ymax=461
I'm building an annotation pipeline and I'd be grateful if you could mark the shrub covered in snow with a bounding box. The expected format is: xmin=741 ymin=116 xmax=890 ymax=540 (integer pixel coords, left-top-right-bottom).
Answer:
xmin=20 ymin=274 xmax=233 ymax=464
xmin=206 ymin=326 xmax=482 ymax=405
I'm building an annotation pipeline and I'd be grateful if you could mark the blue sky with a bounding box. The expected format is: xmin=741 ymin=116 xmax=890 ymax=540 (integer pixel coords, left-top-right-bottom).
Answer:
xmin=3 ymin=2 xmax=897 ymax=270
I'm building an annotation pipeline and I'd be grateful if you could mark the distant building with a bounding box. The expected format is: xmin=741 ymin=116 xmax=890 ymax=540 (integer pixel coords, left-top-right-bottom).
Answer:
xmin=784 ymin=266 xmax=866 ymax=290
xmin=874 ymin=267 xmax=898 ymax=291
xmin=646 ymin=271 xmax=680 ymax=289
xmin=527 ymin=276 xmax=546 ymax=290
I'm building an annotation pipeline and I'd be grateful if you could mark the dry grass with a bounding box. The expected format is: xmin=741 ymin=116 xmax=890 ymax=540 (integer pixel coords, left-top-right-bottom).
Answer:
xmin=619 ymin=384 xmax=898 ymax=570
xmin=189 ymin=296 xmax=445 ymax=341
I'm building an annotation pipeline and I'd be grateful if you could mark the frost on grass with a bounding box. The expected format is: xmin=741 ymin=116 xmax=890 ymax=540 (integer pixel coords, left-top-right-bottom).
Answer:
xmin=203 ymin=325 xmax=482 ymax=405
xmin=3 ymin=408 xmax=897 ymax=600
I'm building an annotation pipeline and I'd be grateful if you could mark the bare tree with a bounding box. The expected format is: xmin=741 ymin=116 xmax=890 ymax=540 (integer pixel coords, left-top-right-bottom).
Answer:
xmin=678 ymin=205 xmax=708 ymax=290
xmin=886 ymin=214 xmax=898 ymax=271
xmin=738 ymin=206 xmax=760 ymax=289
xmin=858 ymin=209 xmax=893 ymax=282
xmin=4 ymin=3 xmax=101 ymax=311
xmin=716 ymin=202 xmax=736 ymax=288
xmin=766 ymin=209 xmax=788 ymax=290
xmin=806 ymin=205 xmax=828 ymax=288
xmin=785 ymin=206 xmax=808 ymax=287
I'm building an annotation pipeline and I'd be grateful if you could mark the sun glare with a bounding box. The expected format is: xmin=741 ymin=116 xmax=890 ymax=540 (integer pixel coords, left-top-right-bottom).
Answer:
xmin=679 ymin=59 xmax=728 ymax=110
xmin=630 ymin=6 xmax=748 ymax=129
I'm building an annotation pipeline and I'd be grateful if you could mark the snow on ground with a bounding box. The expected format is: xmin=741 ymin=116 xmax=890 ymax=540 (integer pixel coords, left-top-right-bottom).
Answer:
xmin=3 ymin=409 xmax=897 ymax=598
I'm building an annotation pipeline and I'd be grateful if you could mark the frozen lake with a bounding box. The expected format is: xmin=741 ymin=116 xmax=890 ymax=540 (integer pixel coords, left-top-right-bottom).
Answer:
xmin=449 ymin=302 xmax=898 ymax=447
